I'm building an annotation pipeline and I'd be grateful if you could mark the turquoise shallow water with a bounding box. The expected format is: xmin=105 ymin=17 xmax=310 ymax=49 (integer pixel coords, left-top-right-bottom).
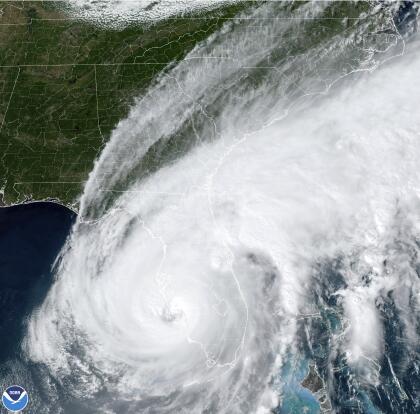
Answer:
xmin=1 ymin=3 xmax=419 ymax=413
xmin=278 ymin=356 xmax=321 ymax=413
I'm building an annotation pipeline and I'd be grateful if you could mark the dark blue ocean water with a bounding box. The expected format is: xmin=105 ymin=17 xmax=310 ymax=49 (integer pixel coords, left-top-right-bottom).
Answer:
xmin=0 ymin=202 xmax=75 ymax=363
xmin=0 ymin=203 xmax=418 ymax=413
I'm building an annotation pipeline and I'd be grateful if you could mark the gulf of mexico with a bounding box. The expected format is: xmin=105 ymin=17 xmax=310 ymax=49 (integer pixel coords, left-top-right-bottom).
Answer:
xmin=0 ymin=201 xmax=75 ymax=412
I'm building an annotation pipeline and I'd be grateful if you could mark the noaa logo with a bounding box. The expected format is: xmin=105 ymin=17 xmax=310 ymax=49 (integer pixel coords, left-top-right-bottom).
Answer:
xmin=2 ymin=386 xmax=29 ymax=412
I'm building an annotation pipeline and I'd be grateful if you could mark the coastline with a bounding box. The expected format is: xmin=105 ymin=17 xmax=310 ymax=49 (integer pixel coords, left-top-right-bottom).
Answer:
xmin=0 ymin=197 xmax=79 ymax=215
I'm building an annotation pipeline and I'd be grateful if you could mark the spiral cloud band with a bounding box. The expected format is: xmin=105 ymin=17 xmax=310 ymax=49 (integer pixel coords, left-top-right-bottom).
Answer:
xmin=25 ymin=2 xmax=420 ymax=413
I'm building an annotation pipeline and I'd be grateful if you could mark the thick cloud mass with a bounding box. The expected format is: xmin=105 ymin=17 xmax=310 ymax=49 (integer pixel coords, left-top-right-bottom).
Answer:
xmin=25 ymin=2 xmax=420 ymax=413
xmin=63 ymin=0 xmax=239 ymax=28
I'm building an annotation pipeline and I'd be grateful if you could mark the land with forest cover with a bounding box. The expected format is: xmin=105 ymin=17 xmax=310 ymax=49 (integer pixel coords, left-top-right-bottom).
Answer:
xmin=0 ymin=1 xmax=375 ymax=209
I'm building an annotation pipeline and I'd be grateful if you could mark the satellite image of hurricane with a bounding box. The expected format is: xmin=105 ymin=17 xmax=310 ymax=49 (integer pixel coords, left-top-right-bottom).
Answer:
xmin=0 ymin=1 xmax=419 ymax=413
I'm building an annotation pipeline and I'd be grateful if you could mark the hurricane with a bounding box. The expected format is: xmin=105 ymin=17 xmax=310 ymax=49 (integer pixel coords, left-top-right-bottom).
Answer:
xmin=24 ymin=2 xmax=419 ymax=413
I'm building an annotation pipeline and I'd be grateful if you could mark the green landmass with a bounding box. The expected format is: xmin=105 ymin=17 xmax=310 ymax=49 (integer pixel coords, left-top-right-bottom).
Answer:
xmin=0 ymin=0 xmax=248 ymax=209
xmin=0 ymin=1 xmax=380 ymax=209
